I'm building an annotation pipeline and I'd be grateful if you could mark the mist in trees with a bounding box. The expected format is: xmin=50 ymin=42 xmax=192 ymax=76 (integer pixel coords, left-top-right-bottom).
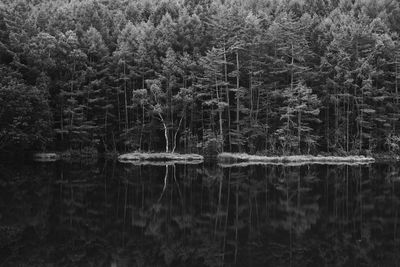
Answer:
xmin=1 ymin=0 xmax=400 ymax=155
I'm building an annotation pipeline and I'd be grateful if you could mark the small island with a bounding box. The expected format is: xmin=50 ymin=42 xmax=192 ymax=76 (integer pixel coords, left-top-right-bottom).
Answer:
xmin=33 ymin=153 xmax=60 ymax=162
xmin=118 ymin=152 xmax=204 ymax=164
xmin=218 ymin=153 xmax=375 ymax=167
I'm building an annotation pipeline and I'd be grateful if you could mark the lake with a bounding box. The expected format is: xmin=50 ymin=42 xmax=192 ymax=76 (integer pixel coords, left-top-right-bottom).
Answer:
xmin=0 ymin=160 xmax=399 ymax=266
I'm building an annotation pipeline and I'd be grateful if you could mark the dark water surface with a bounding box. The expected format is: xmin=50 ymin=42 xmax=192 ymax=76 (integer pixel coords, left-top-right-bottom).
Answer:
xmin=1 ymin=161 xmax=400 ymax=267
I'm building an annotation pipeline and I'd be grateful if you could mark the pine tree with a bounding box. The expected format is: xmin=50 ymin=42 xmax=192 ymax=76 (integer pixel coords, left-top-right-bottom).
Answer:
xmin=197 ymin=47 xmax=228 ymax=149
xmin=113 ymin=22 xmax=140 ymax=148
xmin=81 ymin=26 xmax=110 ymax=148
xmin=276 ymin=82 xmax=321 ymax=154
xmin=57 ymin=30 xmax=89 ymax=149
xmin=268 ymin=11 xmax=315 ymax=152
xmin=0 ymin=78 xmax=53 ymax=151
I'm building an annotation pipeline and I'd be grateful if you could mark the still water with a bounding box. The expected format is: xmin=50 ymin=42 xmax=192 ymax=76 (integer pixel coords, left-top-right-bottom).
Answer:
xmin=0 ymin=161 xmax=399 ymax=267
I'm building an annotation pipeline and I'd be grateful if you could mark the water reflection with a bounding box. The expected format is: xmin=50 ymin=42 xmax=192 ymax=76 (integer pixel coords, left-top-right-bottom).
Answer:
xmin=0 ymin=161 xmax=400 ymax=266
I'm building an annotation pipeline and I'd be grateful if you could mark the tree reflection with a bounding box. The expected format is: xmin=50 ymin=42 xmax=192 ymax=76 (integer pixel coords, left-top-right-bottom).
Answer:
xmin=0 ymin=162 xmax=400 ymax=266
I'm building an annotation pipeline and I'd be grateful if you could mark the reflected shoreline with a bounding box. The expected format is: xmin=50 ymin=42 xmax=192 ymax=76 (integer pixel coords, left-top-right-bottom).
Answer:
xmin=0 ymin=161 xmax=399 ymax=266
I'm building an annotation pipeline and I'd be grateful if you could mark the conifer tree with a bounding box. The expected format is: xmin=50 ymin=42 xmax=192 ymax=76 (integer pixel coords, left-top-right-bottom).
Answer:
xmin=276 ymin=82 xmax=321 ymax=154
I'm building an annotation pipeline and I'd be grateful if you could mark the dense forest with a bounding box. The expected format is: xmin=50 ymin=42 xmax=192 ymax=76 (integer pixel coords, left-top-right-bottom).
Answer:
xmin=1 ymin=0 xmax=400 ymax=155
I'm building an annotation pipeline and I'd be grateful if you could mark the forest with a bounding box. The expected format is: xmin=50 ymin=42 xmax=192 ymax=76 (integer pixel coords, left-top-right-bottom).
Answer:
xmin=1 ymin=0 xmax=400 ymax=156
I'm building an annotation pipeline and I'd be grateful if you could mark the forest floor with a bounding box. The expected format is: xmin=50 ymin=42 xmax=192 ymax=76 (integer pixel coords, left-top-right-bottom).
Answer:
xmin=218 ymin=152 xmax=376 ymax=167
xmin=118 ymin=152 xmax=204 ymax=163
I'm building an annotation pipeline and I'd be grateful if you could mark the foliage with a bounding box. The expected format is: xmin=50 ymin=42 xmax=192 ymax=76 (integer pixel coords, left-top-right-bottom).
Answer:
xmin=0 ymin=0 xmax=400 ymax=155
xmin=276 ymin=82 xmax=321 ymax=154
xmin=0 ymin=78 xmax=53 ymax=150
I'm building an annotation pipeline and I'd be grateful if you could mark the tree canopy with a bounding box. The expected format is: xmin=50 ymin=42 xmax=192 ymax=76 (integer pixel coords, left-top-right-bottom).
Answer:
xmin=1 ymin=0 xmax=400 ymax=155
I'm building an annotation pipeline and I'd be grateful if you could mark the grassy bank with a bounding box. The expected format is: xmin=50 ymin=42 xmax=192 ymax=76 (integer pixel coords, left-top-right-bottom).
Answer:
xmin=118 ymin=159 xmax=204 ymax=166
xmin=218 ymin=153 xmax=376 ymax=166
xmin=118 ymin=152 xmax=204 ymax=163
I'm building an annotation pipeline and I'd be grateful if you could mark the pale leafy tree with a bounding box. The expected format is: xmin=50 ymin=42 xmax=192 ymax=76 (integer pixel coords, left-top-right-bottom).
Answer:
xmin=143 ymin=48 xmax=195 ymax=153
xmin=147 ymin=79 xmax=170 ymax=152
xmin=159 ymin=47 xmax=182 ymax=152
xmin=160 ymin=48 xmax=180 ymax=123
xmin=171 ymin=87 xmax=194 ymax=152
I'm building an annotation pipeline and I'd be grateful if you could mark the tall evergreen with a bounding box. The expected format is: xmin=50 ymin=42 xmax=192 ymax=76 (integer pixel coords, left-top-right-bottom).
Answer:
xmin=0 ymin=0 xmax=400 ymax=156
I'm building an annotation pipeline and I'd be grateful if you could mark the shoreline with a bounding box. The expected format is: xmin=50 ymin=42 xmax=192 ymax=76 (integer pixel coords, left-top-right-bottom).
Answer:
xmin=218 ymin=152 xmax=376 ymax=166
xmin=31 ymin=151 xmax=399 ymax=165
xmin=218 ymin=161 xmax=374 ymax=168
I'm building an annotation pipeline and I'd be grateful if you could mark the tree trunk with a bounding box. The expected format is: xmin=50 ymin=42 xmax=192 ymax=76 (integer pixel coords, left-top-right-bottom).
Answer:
xmin=335 ymin=87 xmax=338 ymax=148
xmin=139 ymin=104 xmax=145 ymax=151
xmin=290 ymin=43 xmax=294 ymax=91
xmin=158 ymin=113 xmax=169 ymax=152
xmin=60 ymin=103 xmax=64 ymax=141
xmin=289 ymin=43 xmax=294 ymax=154
xmin=70 ymin=61 xmax=75 ymax=131
xmin=255 ymin=73 xmax=261 ymax=122
xmin=346 ymin=94 xmax=349 ymax=152
xmin=397 ymin=53 xmax=399 ymax=104
xmin=215 ymin=76 xmax=224 ymax=151
xmin=395 ymin=51 xmax=399 ymax=131
xmin=116 ymin=89 xmax=121 ymax=132
xmin=236 ymin=51 xmax=240 ymax=151
xmin=172 ymin=112 xmax=184 ymax=153
xmin=360 ymin=82 xmax=364 ymax=152
xmin=104 ymin=98 xmax=108 ymax=144
xmin=298 ymin=111 xmax=301 ymax=154
xmin=123 ymin=61 xmax=129 ymax=134
xmin=223 ymin=43 xmax=231 ymax=151
xmin=249 ymin=54 xmax=253 ymax=122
